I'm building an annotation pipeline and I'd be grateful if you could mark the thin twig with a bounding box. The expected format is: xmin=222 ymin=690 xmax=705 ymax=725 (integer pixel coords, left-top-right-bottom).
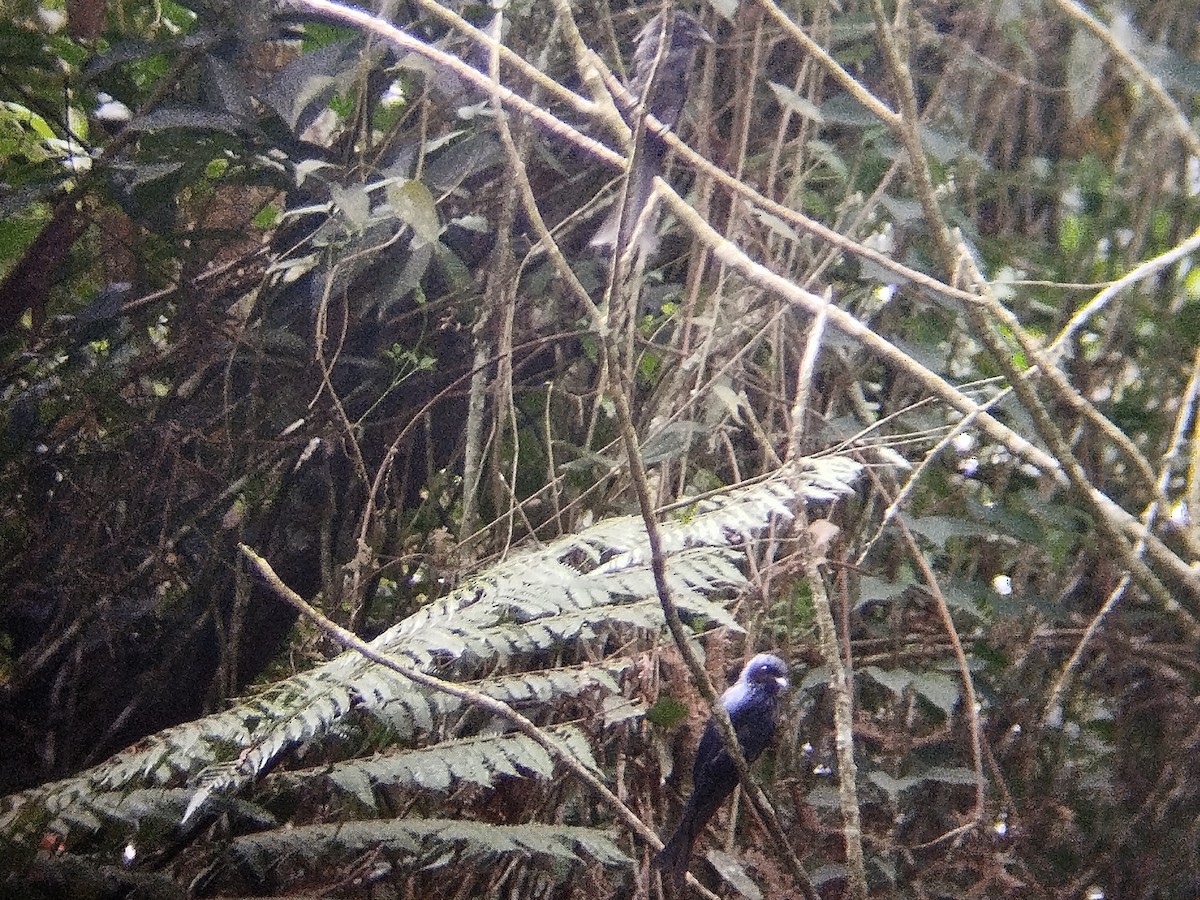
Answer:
xmin=865 ymin=0 xmax=1193 ymax=623
xmin=1049 ymin=0 xmax=1200 ymax=158
xmin=658 ymin=183 xmax=1200 ymax=607
xmin=285 ymin=0 xmax=622 ymax=167
xmin=782 ymin=298 xmax=870 ymax=899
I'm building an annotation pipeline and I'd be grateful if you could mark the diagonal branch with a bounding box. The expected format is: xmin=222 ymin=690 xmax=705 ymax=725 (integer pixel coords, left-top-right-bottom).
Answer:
xmin=237 ymin=543 xmax=723 ymax=900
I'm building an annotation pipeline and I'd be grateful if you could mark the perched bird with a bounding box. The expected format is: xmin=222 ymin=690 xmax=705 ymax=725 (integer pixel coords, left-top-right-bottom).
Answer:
xmin=590 ymin=9 xmax=713 ymax=259
xmin=654 ymin=653 xmax=790 ymax=883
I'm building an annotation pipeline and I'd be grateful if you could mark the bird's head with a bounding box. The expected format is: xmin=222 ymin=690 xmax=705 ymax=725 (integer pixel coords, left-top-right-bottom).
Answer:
xmin=632 ymin=10 xmax=714 ymax=75
xmin=741 ymin=653 xmax=789 ymax=694
xmin=664 ymin=11 xmax=714 ymax=52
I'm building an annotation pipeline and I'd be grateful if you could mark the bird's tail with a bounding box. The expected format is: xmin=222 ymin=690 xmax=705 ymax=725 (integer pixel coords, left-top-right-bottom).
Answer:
xmin=653 ymin=796 xmax=707 ymax=886
xmin=589 ymin=141 xmax=663 ymax=261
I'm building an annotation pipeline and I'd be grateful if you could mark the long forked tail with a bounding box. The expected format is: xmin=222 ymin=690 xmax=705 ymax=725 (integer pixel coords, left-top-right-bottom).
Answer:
xmin=653 ymin=794 xmax=713 ymax=886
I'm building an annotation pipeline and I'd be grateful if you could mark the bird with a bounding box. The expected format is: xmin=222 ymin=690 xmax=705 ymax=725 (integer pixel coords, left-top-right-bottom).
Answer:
xmin=589 ymin=9 xmax=713 ymax=260
xmin=654 ymin=653 xmax=790 ymax=884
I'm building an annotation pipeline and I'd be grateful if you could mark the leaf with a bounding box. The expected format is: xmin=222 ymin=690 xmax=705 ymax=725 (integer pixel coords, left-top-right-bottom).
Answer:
xmin=602 ymin=695 xmax=645 ymax=726
xmin=182 ymin=786 xmax=211 ymax=824
xmin=387 ymin=179 xmax=441 ymax=244
xmin=769 ymin=82 xmax=825 ymax=123
xmin=127 ymin=107 xmax=245 ymax=134
xmin=203 ymin=54 xmax=254 ymax=120
xmin=510 ymin=740 xmax=555 ymax=779
xmin=1066 ymin=27 xmax=1107 ymax=120
xmin=807 ymin=519 xmax=841 ymax=562
xmin=880 ymin=194 xmax=924 ymax=226
xmin=231 ymin=819 xmax=627 ymax=867
xmin=752 ymin=209 xmax=802 ymax=243
xmin=806 ymin=139 xmax=849 ymax=181
xmin=640 ymin=421 xmax=708 ymax=466
xmin=554 ymin=727 xmax=601 ymax=774
xmin=925 ymin=766 xmax=978 ymax=785
xmin=811 ymin=862 xmax=850 ymax=886
xmin=434 ymin=241 xmax=471 ymax=290
xmin=329 ymin=182 xmax=370 ymax=229
xmin=109 ymin=159 xmax=184 ymax=192
xmin=903 ymin=514 xmax=996 ymax=550
xmin=294 ymin=158 xmax=334 ymax=186
xmin=706 ymin=848 xmax=764 ymax=899
xmin=863 ymin=666 xmax=915 ymax=695
xmin=919 ymin=125 xmax=969 ymax=164
xmin=408 ymin=752 xmax=453 ymax=791
xmin=262 ymin=39 xmax=358 ymax=130
xmin=645 ymin=696 xmax=689 ymax=728
xmin=707 ymin=379 xmax=745 ymax=424
xmin=913 ymin=672 xmax=960 ymax=716
xmin=856 ymin=575 xmax=913 ymax=610
xmin=941 ymin=581 xmax=988 ymax=619
xmin=328 ymin=766 xmax=377 ymax=809
xmin=798 ymin=456 xmax=862 ymax=500
xmin=868 ymin=771 xmax=920 ymax=799
xmin=707 ymin=0 xmax=738 ymax=20
xmin=818 ymin=93 xmax=876 ymax=127
xmin=447 ymin=746 xmax=493 ymax=786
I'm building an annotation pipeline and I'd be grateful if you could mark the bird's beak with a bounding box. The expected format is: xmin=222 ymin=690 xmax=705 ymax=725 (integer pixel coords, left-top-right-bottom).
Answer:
xmin=776 ymin=676 xmax=789 ymax=690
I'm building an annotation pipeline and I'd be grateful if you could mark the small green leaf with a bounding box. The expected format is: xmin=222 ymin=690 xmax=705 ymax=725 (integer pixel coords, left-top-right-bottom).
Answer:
xmin=646 ymin=696 xmax=689 ymax=728
xmin=387 ymin=178 xmax=441 ymax=244
xmin=328 ymin=766 xmax=376 ymax=809
xmin=1059 ymin=214 xmax=1086 ymax=254
xmin=914 ymin=672 xmax=960 ymax=716
xmin=253 ymin=204 xmax=281 ymax=229
xmin=706 ymin=848 xmax=764 ymax=899
xmin=869 ymin=771 xmax=920 ymax=799
xmin=768 ymin=82 xmax=825 ymax=123
xmin=863 ymin=666 xmax=914 ymax=695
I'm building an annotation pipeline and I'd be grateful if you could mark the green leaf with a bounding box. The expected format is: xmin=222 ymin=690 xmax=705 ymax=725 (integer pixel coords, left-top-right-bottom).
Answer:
xmin=328 ymin=766 xmax=377 ymax=809
xmin=706 ymin=848 xmax=764 ymax=899
xmin=903 ymin=514 xmax=997 ymax=550
xmin=769 ymin=82 xmax=825 ymax=123
xmin=868 ymin=771 xmax=920 ymax=799
xmin=913 ymin=672 xmax=960 ymax=716
xmin=645 ymin=696 xmax=689 ymax=728
xmin=127 ymin=107 xmax=245 ymax=134
xmin=863 ymin=666 xmax=915 ymax=695
xmin=388 ymin=178 xmax=441 ymax=244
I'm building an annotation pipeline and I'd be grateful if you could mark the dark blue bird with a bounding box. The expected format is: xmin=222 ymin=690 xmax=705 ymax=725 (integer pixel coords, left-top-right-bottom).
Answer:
xmin=590 ymin=9 xmax=712 ymax=260
xmin=654 ymin=653 xmax=790 ymax=882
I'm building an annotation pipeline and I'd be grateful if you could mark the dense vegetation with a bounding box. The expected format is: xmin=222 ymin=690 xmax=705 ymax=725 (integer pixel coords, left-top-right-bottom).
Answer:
xmin=2 ymin=0 xmax=1199 ymax=897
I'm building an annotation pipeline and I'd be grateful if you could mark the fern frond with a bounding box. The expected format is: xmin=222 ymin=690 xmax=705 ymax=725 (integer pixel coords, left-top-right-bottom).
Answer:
xmin=0 ymin=470 xmax=860 ymax=851
xmin=230 ymin=818 xmax=629 ymax=875
xmin=270 ymin=725 xmax=598 ymax=807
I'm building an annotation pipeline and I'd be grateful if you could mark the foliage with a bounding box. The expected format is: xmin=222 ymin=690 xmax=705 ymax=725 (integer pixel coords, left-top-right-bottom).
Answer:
xmin=0 ymin=476 xmax=860 ymax=894
xmin=2 ymin=0 xmax=1200 ymax=897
